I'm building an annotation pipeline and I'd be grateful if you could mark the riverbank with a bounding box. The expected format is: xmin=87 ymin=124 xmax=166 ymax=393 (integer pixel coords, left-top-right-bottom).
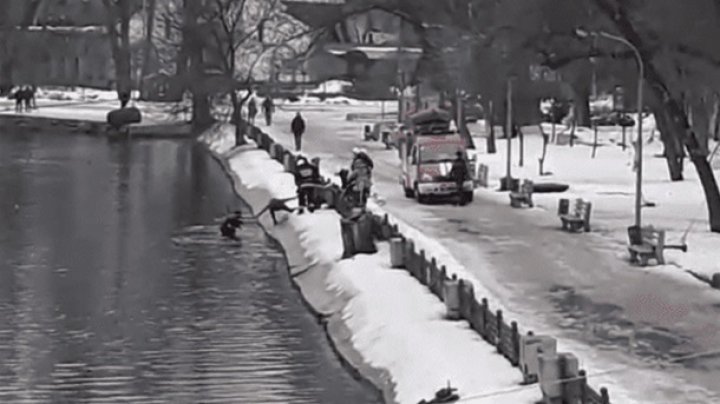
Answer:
xmin=0 ymin=95 xmax=192 ymax=138
xmin=199 ymin=123 xmax=539 ymax=404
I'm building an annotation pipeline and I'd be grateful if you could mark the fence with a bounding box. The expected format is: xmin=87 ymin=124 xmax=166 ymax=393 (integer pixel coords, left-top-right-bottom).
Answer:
xmin=242 ymin=123 xmax=612 ymax=404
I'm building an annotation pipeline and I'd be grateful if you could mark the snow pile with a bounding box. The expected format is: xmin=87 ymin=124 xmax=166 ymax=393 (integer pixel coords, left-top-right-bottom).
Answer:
xmin=307 ymin=80 xmax=352 ymax=94
xmin=199 ymin=124 xmax=539 ymax=404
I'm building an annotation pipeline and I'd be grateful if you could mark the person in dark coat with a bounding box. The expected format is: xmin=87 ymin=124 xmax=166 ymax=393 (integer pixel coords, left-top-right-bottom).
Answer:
xmin=12 ymin=87 xmax=24 ymax=113
xmin=22 ymin=86 xmax=32 ymax=111
xmin=291 ymin=112 xmax=306 ymax=151
xmin=220 ymin=211 xmax=244 ymax=240
xmin=449 ymin=150 xmax=470 ymax=206
xmin=262 ymin=97 xmax=274 ymax=126
xmin=247 ymin=97 xmax=258 ymax=125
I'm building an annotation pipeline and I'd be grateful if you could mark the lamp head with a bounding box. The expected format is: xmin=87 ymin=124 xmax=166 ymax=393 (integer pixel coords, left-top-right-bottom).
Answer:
xmin=575 ymin=28 xmax=590 ymax=38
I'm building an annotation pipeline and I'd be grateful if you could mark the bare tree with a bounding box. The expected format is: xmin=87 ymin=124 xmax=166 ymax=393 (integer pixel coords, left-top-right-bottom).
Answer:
xmin=103 ymin=0 xmax=136 ymax=107
xmin=200 ymin=0 xmax=310 ymax=144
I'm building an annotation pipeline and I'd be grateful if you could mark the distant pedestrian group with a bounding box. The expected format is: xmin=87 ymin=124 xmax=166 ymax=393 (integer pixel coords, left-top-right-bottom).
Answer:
xmin=11 ymin=86 xmax=37 ymax=113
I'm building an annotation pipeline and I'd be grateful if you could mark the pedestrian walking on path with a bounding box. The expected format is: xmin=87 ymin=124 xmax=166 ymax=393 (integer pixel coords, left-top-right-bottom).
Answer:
xmin=247 ymin=97 xmax=258 ymax=126
xmin=449 ymin=150 xmax=470 ymax=206
xmin=291 ymin=112 xmax=306 ymax=151
xmin=262 ymin=97 xmax=274 ymax=126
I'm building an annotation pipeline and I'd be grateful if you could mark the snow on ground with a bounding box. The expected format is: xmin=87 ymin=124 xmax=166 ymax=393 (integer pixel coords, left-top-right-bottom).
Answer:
xmin=469 ymin=118 xmax=720 ymax=280
xmin=0 ymin=87 xmax=187 ymax=123
xmin=258 ymin=104 xmax=720 ymax=403
xmin=200 ymin=123 xmax=540 ymax=404
xmin=306 ymin=79 xmax=352 ymax=94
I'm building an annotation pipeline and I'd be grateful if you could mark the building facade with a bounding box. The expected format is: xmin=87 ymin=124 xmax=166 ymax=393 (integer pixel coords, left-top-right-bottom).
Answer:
xmin=0 ymin=0 xmax=113 ymax=90
xmin=282 ymin=0 xmax=423 ymax=99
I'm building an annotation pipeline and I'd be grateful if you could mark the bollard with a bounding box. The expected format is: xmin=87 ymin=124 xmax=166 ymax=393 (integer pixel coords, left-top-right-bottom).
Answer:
xmin=559 ymin=353 xmax=580 ymax=403
xmin=340 ymin=218 xmax=356 ymax=259
xmin=443 ymin=274 xmax=461 ymax=320
xmin=712 ymin=273 xmax=720 ymax=289
xmin=538 ymin=352 xmax=562 ymax=404
xmin=283 ymin=152 xmax=296 ymax=173
xmin=404 ymin=239 xmax=415 ymax=273
xmin=520 ymin=334 xmax=557 ymax=385
xmin=352 ymin=212 xmax=378 ymax=254
xmin=558 ymin=198 xmax=569 ymax=216
xmin=389 ymin=237 xmax=405 ymax=268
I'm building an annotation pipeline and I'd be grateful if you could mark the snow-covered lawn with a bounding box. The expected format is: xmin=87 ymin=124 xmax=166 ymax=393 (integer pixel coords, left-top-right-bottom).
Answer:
xmin=0 ymin=87 xmax=187 ymax=123
xmin=470 ymin=119 xmax=720 ymax=281
xmin=200 ymin=124 xmax=540 ymax=404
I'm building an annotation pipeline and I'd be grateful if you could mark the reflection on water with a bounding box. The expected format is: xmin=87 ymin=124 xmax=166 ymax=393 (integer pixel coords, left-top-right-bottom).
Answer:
xmin=0 ymin=131 xmax=379 ymax=403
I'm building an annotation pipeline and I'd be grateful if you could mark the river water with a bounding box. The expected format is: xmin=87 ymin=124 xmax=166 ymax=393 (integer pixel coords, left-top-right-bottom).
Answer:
xmin=0 ymin=130 xmax=380 ymax=404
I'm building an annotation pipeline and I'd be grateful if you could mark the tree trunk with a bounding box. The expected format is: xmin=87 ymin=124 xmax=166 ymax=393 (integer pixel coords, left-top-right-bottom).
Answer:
xmin=231 ymin=91 xmax=247 ymax=146
xmin=486 ymin=100 xmax=497 ymax=154
xmin=139 ymin=0 xmax=157 ymax=95
xmin=653 ymin=107 xmax=685 ymax=181
xmin=710 ymin=95 xmax=720 ymax=141
xmin=688 ymin=95 xmax=711 ymax=156
xmin=571 ymin=85 xmax=591 ymax=127
xmin=104 ymin=0 xmax=132 ymax=106
xmin=184 ymin=0 xmax=212 ymax=129
xmin=451 ymin=97 xmax=475 ymax=149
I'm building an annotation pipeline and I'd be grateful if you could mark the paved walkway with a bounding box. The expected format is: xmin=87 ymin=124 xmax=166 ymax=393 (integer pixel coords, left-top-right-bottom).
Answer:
xmin=257 ymin=104 xmax=720 ymax=404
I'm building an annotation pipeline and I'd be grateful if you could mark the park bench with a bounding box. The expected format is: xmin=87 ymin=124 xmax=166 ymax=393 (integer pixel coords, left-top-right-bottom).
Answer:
xmin=509 ymin=180 xmax=534 ymax=208
xmin=558 ymin=198 xmax=592 ymax=232
xmin=628 ymin=226 xmax=665 ymax=266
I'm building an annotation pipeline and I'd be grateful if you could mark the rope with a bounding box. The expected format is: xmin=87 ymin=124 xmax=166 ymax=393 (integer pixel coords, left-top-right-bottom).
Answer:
xmin=447 ymin=347 xmax=720 ymax=402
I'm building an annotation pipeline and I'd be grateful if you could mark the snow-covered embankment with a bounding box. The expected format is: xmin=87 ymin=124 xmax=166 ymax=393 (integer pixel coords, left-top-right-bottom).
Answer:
xmin=199 ymin=123 xmax=536 ymax=404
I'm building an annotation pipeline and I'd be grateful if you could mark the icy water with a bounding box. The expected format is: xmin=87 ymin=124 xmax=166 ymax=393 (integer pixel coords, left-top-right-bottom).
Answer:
xmin=0 ymin=130 xmax=380 ymax=404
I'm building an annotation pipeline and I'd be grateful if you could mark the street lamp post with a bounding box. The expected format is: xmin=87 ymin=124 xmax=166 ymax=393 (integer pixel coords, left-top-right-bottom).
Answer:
xmin=505 ymin=78 xmax=513 ymax=190
xmin=576 ymin=29 xmax=644 ymax=229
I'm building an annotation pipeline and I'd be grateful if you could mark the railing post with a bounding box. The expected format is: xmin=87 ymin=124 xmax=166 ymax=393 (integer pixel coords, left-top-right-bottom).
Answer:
xmin=601 ymin=387 xmax=610 ymax=404
xmin=579 ymin=370 xmax=588 ymax=404
xmin=496 ymin=309 xmax=504 ymax=353
xmin=481 ymin=298 xmax=489 ymax=338
xmin=511 ymin=321 xmax=520 ymax=366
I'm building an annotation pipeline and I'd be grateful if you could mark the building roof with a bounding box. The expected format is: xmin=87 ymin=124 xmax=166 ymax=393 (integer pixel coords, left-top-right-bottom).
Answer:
xmin=282 ymin=0 xmax=346 ymax=28
xmin=324 ymin=43 xmax=422 ymax=60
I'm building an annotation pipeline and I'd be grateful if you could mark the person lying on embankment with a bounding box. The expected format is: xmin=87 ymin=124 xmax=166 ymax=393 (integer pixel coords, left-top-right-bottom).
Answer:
xmin=254 ymin=197 xmax=299 ymax=225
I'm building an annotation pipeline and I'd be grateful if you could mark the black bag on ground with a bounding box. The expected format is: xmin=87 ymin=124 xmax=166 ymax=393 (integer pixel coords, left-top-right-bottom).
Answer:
xmin=107 ymin=107 xmax=142 ymax=129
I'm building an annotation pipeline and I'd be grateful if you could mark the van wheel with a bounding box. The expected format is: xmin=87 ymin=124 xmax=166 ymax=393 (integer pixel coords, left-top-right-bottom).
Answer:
xmin=415 ymin=184 xmax=428 ymax=204
xmin=463 ymin=191 xmax=474 ymax=203
xmin=404 ymin=186 xmax=413 ymax=198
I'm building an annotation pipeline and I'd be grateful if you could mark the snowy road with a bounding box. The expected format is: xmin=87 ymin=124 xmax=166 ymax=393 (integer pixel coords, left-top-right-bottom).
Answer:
xmin=263 ymin=104 xmax=720 ymax=404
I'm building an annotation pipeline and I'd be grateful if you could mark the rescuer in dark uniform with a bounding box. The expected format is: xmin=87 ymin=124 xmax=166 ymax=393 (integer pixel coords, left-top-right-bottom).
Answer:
xmin=294 ymin=156 xmax=321 ymax=213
